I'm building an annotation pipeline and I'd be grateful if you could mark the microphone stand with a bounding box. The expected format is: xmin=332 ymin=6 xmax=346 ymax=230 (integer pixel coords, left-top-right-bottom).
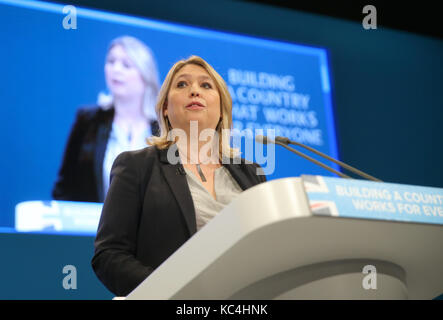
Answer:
xmin=275 ymin=141 xmax=352 ymax=179
xmin=276 ymin=137 xmax=382 ymax=182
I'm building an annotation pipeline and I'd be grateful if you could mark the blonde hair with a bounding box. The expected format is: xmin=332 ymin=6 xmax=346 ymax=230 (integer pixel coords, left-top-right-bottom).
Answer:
xmin=147 ymin=55 xmax=239 ymax=160
xmin=97 ymin=36 xmax=160 ymax=120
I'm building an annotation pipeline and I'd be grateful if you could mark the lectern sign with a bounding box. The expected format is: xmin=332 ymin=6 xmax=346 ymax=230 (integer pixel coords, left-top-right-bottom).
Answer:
xmin=301 ymin=175 xmax=443 ymax=225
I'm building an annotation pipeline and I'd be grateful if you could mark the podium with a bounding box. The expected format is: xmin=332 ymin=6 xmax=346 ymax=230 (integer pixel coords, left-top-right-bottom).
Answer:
xmin=125 ymin=176 xmax=443 ymax=300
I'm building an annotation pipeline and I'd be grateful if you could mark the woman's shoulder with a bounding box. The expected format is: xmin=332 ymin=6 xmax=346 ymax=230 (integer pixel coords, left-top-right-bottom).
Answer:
xmin=74 ymin=105 xmax=114 ymax=122
xmin=224 ymin=156 xmax=266 ymax=178
xmin=111 ymin=147 xmax=161 ymax=188
xmin=115 ymin=146 xmax=160 ymax=166
xmin=243 ymin=159 xmax=265 ymax=176
xmin=223 ymin=155 xmax=260 ymax=167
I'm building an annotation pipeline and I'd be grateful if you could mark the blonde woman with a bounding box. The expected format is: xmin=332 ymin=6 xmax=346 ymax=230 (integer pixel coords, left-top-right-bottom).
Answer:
xmin=52 ymin=36 xmax=160 ymax=202
xmin=92 ymin=56 xmax=266 ymax=296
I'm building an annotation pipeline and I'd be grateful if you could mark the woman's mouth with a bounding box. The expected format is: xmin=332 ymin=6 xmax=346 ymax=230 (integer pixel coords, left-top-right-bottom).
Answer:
xmin=111 ymin=79 xmax=125 ymax=86
xmin=185 ymin=101 xmax=205 ymax=110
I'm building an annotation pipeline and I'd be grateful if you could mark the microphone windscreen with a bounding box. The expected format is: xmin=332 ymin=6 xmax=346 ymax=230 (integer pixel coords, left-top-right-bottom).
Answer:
xmin=255 ymin=135 xmax=270 ymax=144
xmin=275 ymin=136 xmax=291 ymax=145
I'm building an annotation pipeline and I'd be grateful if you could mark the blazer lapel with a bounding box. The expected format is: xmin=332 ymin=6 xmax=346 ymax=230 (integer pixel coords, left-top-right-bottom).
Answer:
xmin=223 ymin=161 xmax=256 ymax=191
xmin=94 ymin=109 xmax=114 ymax=202
xmin=159 ymin=147 xmax=197 ymax=236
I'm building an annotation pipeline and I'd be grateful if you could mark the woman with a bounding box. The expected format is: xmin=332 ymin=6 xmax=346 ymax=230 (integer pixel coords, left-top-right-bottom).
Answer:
xmin=91 ymin=56 xmax=266 ymax=296
xmin=52 ymin=36 xmax=160 ymax=203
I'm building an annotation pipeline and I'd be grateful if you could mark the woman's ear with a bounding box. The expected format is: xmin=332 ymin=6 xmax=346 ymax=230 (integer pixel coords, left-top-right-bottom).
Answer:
xmin=163 ymin=101 xmax=168 ymax=116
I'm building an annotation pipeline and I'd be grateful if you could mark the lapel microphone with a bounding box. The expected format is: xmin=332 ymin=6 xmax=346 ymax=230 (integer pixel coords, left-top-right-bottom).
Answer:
xmin=176 ymin=166 xmax=186 ymax=176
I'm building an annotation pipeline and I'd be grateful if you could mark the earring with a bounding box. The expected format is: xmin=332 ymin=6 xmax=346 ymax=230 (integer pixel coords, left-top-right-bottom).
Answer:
xmin=166 ymin=116 xmax=172 ymax=129
xmin=216 ymin=118 xmax=222 ymax=131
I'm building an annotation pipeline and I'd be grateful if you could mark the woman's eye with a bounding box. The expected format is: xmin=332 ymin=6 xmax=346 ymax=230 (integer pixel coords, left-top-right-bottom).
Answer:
xmin=122 ymin=60 xmax=132 ymax=69
xmin=177 ymin=81 xmax=187 ymax=88
xmin=202 ymin=82 xmax=212 ymax=89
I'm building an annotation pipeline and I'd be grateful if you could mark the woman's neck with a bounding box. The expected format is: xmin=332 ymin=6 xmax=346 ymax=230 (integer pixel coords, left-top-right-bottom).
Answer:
xmin=177 ymin=136 xmax=220 ymax=166
xmin=113 ymin=96 xmax=147 ymax=125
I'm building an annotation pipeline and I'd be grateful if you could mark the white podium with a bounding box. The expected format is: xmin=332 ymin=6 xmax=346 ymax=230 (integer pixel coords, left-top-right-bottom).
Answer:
xmin=125 ymin=177 xmax=443 ymax=300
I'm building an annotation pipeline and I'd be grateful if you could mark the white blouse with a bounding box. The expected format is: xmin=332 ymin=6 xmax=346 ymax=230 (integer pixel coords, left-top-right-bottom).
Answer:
xmin=102 ymin=122 xmax=151 ymax=199
xmin=184 ymin=166 xmax=243 ymax=231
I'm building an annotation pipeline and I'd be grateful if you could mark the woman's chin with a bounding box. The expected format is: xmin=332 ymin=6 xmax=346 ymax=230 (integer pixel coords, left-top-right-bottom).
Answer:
xmin=110 ymin=89 xmax=129 ymax=98
xmin=111 ymin=89 xmax=143 ymax=100
xmin=188 ymin=118 xmax=216 ymax=126
xmin=177 ymin=119 xmax=216 ymax=132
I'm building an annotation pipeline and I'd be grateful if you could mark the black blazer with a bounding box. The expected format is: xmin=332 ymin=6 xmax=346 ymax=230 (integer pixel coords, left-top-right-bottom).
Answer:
xmin=91 ymin=146 xmax=267 ymax=296
xmin=52 ymin=106 xmax=159 ymax=202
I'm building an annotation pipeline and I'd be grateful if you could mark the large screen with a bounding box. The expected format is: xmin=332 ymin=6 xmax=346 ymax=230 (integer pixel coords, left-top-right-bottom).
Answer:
xmin=0 ymin=0 xmax=338 ymax=228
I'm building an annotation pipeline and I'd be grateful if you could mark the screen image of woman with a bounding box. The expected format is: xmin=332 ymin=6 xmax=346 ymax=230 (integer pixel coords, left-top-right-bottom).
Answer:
xmin=52 ymin=36 xmax=160 ymax=203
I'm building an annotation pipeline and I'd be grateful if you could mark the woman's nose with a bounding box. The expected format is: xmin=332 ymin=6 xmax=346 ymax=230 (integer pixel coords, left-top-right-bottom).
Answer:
xmin=110 ymin=61 xmax=124 ymax=73
xmin=190 ymin=83 xmax=201 ymax=97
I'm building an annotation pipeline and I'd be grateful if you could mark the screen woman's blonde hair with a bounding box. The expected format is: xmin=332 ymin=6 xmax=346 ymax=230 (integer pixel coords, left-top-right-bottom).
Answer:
xmin=98 ymin=36 xmax=160 ymax=121
xmin=147 ymin=55 xmax=239 ymax=160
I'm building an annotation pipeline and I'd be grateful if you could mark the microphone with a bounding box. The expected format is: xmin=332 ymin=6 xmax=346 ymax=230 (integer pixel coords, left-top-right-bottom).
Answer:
xmin=255 ymin=135 xmax=272 ymax=145
xmin=255 ymin=135 xmax=381 ymax=182
xmin=176 ymin=166 xmax=186 ymax=176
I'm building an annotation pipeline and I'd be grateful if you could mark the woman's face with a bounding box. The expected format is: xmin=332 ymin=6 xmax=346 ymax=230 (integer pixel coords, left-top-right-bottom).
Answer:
xmin=165 ymin=64 xmax=221 ymax=134
xmin=104 ymin=44 xmax=145 ymax=99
